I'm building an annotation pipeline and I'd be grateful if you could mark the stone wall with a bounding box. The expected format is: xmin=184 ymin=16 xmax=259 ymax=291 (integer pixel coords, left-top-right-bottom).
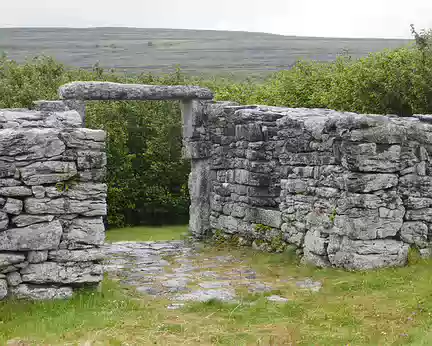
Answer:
xmin=184 ymin=102 xmax=432 ymax=270
xmin=0 ymin=102 xmax=106 ymax=300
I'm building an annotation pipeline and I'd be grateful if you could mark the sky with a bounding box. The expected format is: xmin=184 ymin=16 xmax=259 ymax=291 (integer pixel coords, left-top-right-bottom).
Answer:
xmin=0 ymin=0 xmax=431 ymax=39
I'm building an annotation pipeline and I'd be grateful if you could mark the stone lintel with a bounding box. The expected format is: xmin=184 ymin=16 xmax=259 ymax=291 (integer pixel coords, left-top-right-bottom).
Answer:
xmin=59 ymin=82 xmax=214 ymax=101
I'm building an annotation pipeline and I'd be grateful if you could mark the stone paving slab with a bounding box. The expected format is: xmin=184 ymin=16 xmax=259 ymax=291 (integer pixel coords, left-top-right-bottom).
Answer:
xmin=103 ymin=241 xmax=322 ymax=308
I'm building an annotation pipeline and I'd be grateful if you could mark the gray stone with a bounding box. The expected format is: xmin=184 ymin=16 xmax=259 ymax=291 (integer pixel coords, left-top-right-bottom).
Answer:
xmin=6 ymin=271 xmax=22 ymax=286
xmin=60 ymin=129 xmax=106 ymax=150
xmin=44 ymin=183 xmax=107 ymax=200
xmin=167 ymin=303 xmax=185 ymax=310
xmin=20 ymin=161 xmax=77 ymax=185
xmin=3 ymin=198 xmax=23 ymax=215
xmin=77 ymin=168 xmax=106 ymax=182
xmin=400 ymin=222 xmax=429 ymax=248
xmin=0 ymin=128 xmax=65 ymax=161
xmin=27 ymin=251 xmax=48 ymax=263
xmin=20 ymin=262 xmax=103 ymax=285
xmin=296 ymin=279 xmax=322 ymax=292
xmin=76 ymin=151 xmax=107 ymax=169
xmin=0 ymin=179 xmax=22 ymax=187
xmin=161 ymin=278 xmax=189 ymax=292
xmin=11 ymin=284 xmax=73 ymax=300
xmin=327 ymin=236 xmax=409 ymax=270
xmin=24 ymin=198 xmax=106 ymax=216
xmin=267 ymin=295 xmax=289 ymax=303
xmin=198 ymin=281 xmax=231 ymax=289
xmin=0 ymin=221 xmax=62 ymax=251
xmin=173 ymin=288 xmax=236 ymax=302
xmin=48 ymin=248 xmax=104 ymax=262
xmin=64 ymin=217 xmax=105 ymax=247
xmin=0 ymin=186 xmax=32 ymax=197
xmin=420 ymin=248 xmax=432 ymax=259
xmin=32 ymin=186 xmax=46 ymax=198
xmin=244 ymin=208 xmax=282 ymax=228
xmin=0 ymin=279 xmax=7 ymax=299
xmin=12 ymin=214 xmax=54 ymax=227
xmin=0 ymin=252 xmax=25 ymax=268
xmin=59 ymin=81 xmax=214 ymax=101
xmin=0 ymin=211 xmax=9 ymax=230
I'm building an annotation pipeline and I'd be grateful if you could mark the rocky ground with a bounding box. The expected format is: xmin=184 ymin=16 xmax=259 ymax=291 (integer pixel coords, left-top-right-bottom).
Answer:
xmin=103 ymin=240 xmax=322 ymax=309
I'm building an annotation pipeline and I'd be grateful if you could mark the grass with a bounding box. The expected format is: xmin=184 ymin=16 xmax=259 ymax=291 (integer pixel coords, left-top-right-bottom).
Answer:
xmin=105 ymin=225 xmax=188 ymax=242
xmin=1 ymin=225 xmax=432 ymax=345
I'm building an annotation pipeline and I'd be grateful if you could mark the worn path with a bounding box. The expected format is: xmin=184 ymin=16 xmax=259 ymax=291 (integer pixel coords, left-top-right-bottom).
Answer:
xmin=103 ymin=241 xmax=322 ymax=309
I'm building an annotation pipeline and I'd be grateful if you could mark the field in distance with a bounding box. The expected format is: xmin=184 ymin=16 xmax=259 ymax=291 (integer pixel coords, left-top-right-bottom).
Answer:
xmin=0 ymin=28 xmax=411 ymax=78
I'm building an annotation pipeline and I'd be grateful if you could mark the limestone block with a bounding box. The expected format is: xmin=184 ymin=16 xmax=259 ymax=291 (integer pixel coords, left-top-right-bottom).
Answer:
xmin=281 ymin=223 xmax=305 ymax=247
xmin=342 ymin=173 xmax=398 ymax=193
xmin=27 ymin=251 xmax=49 ymax=263
xmin=11 ymin=284 xmax=73 ymax=300
xmin=0 ymin=279 xmax=7 ymax=299
xmin=59 ymin=82 xmax=214 ymax=101
xmin=12 ymin=214 xmax=54 ymax=227
xmin=77 ymin=168 xmax=106 ymax=182
xmin=25 ymin=198 xmax=106 ymax=216
xmin=6 ymin=271 xmax=22 ymax=286
xmin=64 ymin=217 xmax=105 ymax=247
xmin=0 ymin=186 xmax=32 ymax=197
xmin=20 ymin=262 xmax=103 ymax=285
xmin=0 ymin=252 xmax=26 ymax=268
xmin=303 ymin=230 xmax=327 ymax=256
xmin=60 ymin=129 xmax=106 ymax=150
xmin=0 ymin=128 xmax=65 ymax=161
xmin=77 ymin=151 xmax=107 ymax=169
xmin=48 ymin=248 xmax=104 ymax=262
xmin=327 ymin=236 xmax=409 ymax=270
xmin=44 ymin=183 xmax=107 ymax=200
xmin=0 ymin=211 xmax=9 ymax=230
xmin=400 ymin=222 xmax=429 ymax=248
xmin=20 ymin=161 xmax=77 ymax=185
xmin=244 ymin=208 xmax=282 ymax=228
xmin=0 ymin=161 xmax=18 ymax=179
xmin=0 ymin=179 xmax=22 ymax=187
xmin=0 ymin=221 xmax=62 ymax=251
xmin=32 ymin=186 xmax=46 ymax=198
xmin=3 ymin=198 xmax=23 ymax=215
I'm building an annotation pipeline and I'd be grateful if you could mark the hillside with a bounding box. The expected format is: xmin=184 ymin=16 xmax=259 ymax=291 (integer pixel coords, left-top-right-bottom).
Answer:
xmin=0 ymin=27 xmax=411 ymax=77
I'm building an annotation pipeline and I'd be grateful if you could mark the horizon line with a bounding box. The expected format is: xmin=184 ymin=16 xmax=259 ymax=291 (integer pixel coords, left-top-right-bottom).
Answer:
xmin=0 ymin=26 xmax=414 ymax=41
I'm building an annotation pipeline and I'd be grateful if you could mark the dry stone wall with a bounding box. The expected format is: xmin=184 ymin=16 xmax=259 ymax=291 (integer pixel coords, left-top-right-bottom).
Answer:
xmin=184 ymin=102 xmax=432 ymax=270
xmin=0 ymin=101 xmax=106 ymax=300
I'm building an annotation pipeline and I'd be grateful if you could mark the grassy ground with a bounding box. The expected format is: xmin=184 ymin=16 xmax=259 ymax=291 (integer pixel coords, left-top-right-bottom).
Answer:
xmin=1 ymin=226 xmax=431 ymax=345
xmin=105 ymin=225 xmax=188 ymax=242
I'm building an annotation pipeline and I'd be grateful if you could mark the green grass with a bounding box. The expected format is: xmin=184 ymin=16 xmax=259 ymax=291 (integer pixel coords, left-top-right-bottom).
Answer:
xmin=105 ymin=225 xmax=188 ymax=242
xmin=2 ymin=226 xmax=432 ymax=345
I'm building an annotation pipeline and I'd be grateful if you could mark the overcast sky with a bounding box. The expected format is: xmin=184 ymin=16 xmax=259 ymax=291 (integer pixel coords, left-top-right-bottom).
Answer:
xmin=1 ymin=0 xmax=431 ymax=39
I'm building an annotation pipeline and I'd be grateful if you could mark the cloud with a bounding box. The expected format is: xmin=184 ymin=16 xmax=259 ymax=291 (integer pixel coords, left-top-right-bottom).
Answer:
xmin=1 ymin=0 xmax=431 ymax=38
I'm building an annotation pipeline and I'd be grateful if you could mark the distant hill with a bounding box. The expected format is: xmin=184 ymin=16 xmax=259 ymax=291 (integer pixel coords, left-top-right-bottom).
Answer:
xmin=0 ymin=28 xmax=411 ymax=78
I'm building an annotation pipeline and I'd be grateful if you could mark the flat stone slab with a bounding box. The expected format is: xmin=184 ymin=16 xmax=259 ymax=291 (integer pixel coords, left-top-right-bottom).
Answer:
xmin=296 ymin=278 xmax=322 ymax=292
xmin=59 ymin=82 xmax=214 ymax=101
xmin=173 ymin=289 xmax=236 ymax=303
xmin=198 ymin=281 xmax=231 ymax=289
xmin=267 ymin=295 xmax=290 ymax=303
